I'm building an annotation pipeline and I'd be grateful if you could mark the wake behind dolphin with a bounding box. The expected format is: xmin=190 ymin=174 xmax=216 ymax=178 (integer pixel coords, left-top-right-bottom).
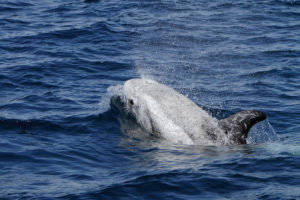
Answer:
xmin=110 ymin=79 xmax=267 ymax=145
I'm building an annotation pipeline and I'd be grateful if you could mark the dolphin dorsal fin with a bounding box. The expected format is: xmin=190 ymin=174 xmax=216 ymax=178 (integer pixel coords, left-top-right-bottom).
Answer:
xmin=218 ymin=110 xmax=267 ymax=144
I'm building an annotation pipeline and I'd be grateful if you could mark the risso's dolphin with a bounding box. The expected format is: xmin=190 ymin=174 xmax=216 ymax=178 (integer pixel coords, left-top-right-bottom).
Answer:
xmin=110 ymin=79 xmax=266 ymax=145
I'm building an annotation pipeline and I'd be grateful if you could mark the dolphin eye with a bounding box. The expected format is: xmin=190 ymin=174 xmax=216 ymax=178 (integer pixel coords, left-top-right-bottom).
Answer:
xmin=128 ymin=99 xmax=134 ymax=106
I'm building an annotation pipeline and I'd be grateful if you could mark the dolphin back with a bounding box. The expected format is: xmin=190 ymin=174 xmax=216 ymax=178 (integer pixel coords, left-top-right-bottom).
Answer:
xmin=218 ymin=110 xmax=267 ymax=144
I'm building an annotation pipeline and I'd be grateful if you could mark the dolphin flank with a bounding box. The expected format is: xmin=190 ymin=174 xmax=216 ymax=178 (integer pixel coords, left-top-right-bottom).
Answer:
xmin=110 ymin=79 xmax=266 ymax=145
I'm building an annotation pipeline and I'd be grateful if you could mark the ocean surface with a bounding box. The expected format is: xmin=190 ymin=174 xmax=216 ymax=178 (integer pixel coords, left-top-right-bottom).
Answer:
xmin=0 ymin=0 xmax=299 ymax=199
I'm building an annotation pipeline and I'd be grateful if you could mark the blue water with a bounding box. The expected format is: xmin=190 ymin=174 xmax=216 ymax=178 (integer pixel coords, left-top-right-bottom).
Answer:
xmin=0 ymin=0 xmax=299 ymax=199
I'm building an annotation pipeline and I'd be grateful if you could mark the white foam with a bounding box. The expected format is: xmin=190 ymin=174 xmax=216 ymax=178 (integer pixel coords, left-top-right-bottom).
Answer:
xmin=98 ymin=84 xmax=124 ymax=113
xmin=261 ymin=142 xmax=300 ymax=156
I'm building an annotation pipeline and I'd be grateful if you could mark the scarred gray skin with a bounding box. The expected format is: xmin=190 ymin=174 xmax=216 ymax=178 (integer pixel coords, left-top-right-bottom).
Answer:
xmin=110 ymin=79 xmax=266 ymax=145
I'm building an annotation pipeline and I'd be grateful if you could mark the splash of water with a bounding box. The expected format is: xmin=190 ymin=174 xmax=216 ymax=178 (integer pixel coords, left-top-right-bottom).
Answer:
xmin=247 ymin=119 xmax=279 ymax=144
xmin=98 ymin=84 xmax=124 ymax=113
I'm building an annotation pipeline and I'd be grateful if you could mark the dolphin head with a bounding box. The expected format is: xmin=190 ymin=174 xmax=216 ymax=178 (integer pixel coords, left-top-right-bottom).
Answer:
xmin=110 ymin=80 xmax=141 ymax=120
xmin=110 ymin=95 xmax=137 ymax=117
